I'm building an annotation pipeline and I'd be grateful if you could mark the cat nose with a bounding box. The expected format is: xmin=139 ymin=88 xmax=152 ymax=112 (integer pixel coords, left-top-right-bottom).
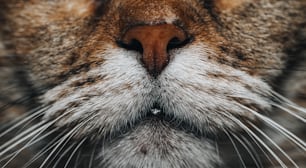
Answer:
xmin=120 ymin=24 xmax=189 ymax=77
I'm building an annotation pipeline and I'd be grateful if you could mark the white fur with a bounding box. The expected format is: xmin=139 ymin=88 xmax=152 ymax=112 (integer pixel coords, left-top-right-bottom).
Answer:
xmin=42 ymin=44 xmax=272 ymax=135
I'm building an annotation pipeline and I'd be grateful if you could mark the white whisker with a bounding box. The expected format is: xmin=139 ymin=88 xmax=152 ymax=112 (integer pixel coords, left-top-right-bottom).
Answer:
xmin=222 ymin=112 xmax=287 ymax=167
xmin=224 ymin=130 xmax=246 ymax=168
xmin=238 ymin=104 xmax=306 ymax=151
xmin=0 ymin=107 xmax=47 ymax=138
xmin=38 ymin=127 xmax=79 ymax=168
xmin=0 ymin=128 xmax=58 ymax=168
xmin=240 ymin=135 xmax=265 ymax=168
xmin=285 ymin=103 xmax=306 ymax=114
xmin=52 ymin=142 xmax=77 ymax=168
xmin=39 ymin=113 xmax=96 ymax=168
xmin=89 ymin=141 xmax=98 ymax=168
xmin=23 ymin=131 xmax=66 ymax=168
xmin=249 ymin=122 xmax=299 ymax=168
xmin=0 ymin=122 xmax=47 ymax=156
xmin=232 ymin=133 xmax=262 ymax=168
xmin=271 ymin=91 xmax=306 ymax=114
xmin=63 ymin=138 xmax=86 ymax=168
xmin=0 ymin=106 xmax=71 ymax=154
xmin=271 ymin=103 xmax=306 ymax=123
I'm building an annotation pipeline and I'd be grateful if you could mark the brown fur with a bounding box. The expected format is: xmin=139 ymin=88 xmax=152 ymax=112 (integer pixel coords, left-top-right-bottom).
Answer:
xmin=0 ymin=0 xmax=305 ymax=167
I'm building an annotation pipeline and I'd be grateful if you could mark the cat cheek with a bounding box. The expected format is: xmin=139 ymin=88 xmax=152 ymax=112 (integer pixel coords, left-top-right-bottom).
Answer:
xmin=57 ymin=0 xmax=98 ymax=18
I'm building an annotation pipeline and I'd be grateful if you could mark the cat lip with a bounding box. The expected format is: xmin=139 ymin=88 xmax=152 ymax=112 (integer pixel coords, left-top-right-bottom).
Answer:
xmin=81 ymin=102 xmax=216 ymax=141
xmin=129 ymin=103 xmax=216 ymax=140
xmin=149 ymin=103 xmax=164 ymax=116
xmin=126 ymin=112 xmax=217 ymax=141
xmin=150 ymin=108 xmax=162 ymax=115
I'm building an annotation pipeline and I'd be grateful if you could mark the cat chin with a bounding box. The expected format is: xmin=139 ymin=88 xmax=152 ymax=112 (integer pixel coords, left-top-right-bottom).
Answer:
xmin=98 ymin=119 xmax=222 ymax=168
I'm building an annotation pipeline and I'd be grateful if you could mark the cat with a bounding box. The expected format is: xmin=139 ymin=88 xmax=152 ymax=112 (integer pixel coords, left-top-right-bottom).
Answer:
xmin=0 ymin=0 xmax=305 ymax=167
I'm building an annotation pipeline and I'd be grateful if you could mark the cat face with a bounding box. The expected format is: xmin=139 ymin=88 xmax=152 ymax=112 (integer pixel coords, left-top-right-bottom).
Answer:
xmin=0 ymin=0 xmax=305 ymax=167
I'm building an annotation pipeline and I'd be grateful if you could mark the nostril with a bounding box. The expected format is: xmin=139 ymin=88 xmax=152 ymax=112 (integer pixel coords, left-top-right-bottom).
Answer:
xmin=167 ymin=37 xmax=182 ymax=50
xmin=117 ymin=39 xmax=144 ymax=54
xmin=167 ymin=36 xmax=192 ymax=51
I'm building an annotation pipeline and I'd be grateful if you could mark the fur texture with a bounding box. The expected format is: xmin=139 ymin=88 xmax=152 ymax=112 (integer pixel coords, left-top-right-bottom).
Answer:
xmin=0 ymin=0 xmax=305 ymax=167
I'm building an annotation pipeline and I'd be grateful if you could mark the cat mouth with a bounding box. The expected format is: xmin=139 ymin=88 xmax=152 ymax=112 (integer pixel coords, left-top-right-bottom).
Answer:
xmin=111 ymin=102 xmax=217 ymax=141
xmin=148 ymin=103 xmax=164 ymax=117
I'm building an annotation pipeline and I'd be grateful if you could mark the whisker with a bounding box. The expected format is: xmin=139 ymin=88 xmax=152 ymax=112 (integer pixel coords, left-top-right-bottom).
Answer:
xmin=74 ymin=148 xmax=82 ymax=168
xmin=240 ymin=135 xmax=265 ymax=168
xmin=89 ymin=141 xmax=98 ymax=168
xmin=1 ymin=125 xmax=57 ymax=160
xmin=232 ymin=133 xmax=262 ymax=168
xmin=238 ymin=104 xmax=306 ymax=151
xmin=222 ymin=112 xmax=287 ymax=167
xmin=249 ymin=122 xmax=299 ymax=168
xmin=63 ymin=138 xmax=87 ymax=168
xmin=0 ymin=106 xmax=47 ymax=138
xmin=52 ymin=142 xmax=78 ymax=168
xmin=38 ymin=127 xmax=80 ymax=168
xmin=0 ymin=128 xmax=58 ymax=168
xmin=23 ymin=131 xmax=67 ymax=168
xmin=0 ymin=108 xmax=77 ymax=167
xmin=271 ymin=103 xmax=306 ymax=123
xmin=220 ymin=110 xmax=276 ymax=166
xmin=271 ymin=91 xmax=306 ymax=114
xmin=230 ymin=93 xmax=306 ymax=122
xmin=0 ymin=121 xmax=47 ymax=155
xmin=224 ymin=130 xmax=246 ymax=168
xmin=40 ymin=112 xmax=96 ymax=168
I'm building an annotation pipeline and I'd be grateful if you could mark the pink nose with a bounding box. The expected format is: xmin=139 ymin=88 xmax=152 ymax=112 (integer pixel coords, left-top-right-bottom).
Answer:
xmin=121 ymin=24 xmax=188 ymax=77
